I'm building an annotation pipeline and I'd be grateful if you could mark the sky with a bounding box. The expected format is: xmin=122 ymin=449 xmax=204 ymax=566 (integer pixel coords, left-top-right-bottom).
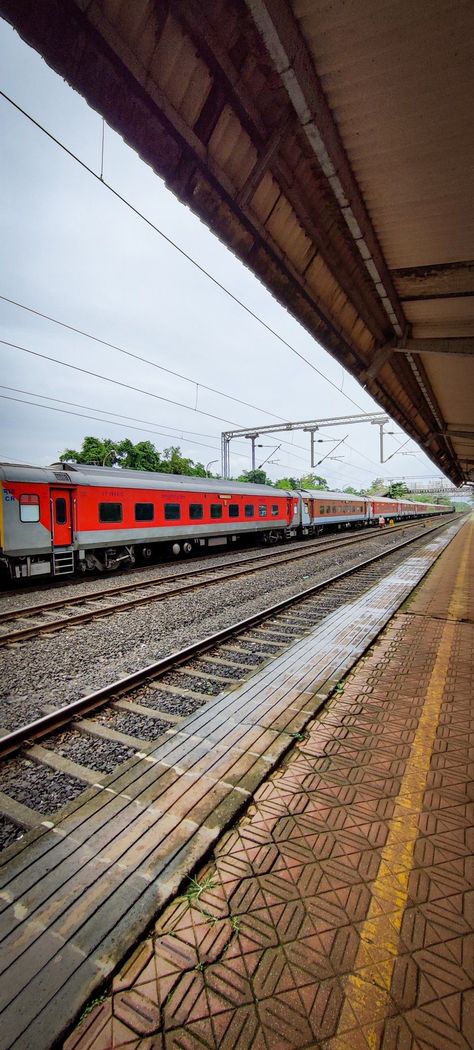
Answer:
xmin=0 ymin=18 xmax=447 ymax=491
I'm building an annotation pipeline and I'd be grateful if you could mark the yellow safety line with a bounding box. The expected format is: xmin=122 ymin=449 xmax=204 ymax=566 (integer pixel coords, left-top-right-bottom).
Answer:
xmin=328 ymin=522 xmax=472 ymax=1048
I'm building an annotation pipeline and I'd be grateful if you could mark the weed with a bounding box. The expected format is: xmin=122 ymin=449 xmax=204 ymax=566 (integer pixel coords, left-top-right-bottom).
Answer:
xmin=230 ymin=915 xmax=241 ymax=937
xmin=183 ymin=873 xmax=217 ymax=905
xmin=76 ymin=991 xmax=108 ymax=1028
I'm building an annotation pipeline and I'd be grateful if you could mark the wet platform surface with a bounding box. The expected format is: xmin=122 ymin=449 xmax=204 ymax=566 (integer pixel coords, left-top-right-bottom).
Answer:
xmin=0 ymin=519 xmax=467 ymax=1049
xmin=65 ymin=516 xmax=474 ymax=1050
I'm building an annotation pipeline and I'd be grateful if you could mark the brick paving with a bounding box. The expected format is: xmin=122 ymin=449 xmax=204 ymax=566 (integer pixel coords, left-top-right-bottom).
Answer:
xmin=64 ymin=519 xmax=472 ymax=1049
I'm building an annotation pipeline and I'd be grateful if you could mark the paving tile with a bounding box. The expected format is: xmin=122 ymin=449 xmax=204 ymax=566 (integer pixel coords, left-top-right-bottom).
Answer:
xmin=59 ymin=520 xmax=474 ymax=1049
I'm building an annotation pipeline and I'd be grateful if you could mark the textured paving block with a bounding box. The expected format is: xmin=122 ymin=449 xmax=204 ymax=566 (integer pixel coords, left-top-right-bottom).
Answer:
xmin=31 ymin=520 xmax=474 ymax=1048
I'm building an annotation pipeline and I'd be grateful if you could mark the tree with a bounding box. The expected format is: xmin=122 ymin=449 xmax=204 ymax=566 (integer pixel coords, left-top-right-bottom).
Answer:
xmin=453 ymin=500 xmax=472 ymax=511
xmin=361 ymin=477 xmax=387 ymax=497
xmin=275 ymin=477 xmax=299 ymax=490
xmin=343 ymin=486 xmax=361 ymax=496
xmin=237 ymin=468 xmax=271 ymax=485
xmin=59 ymin=437 xmax=209 ymax=477
xmin=60 ymin=436 xmax=120 ymax=466
xmin=386 ymin=481 xmax=408 ymax=499
xmin=116 ymin=439 xmax=162 ymax=471
xmin=298 ymin=474 xmax=327 ymax=490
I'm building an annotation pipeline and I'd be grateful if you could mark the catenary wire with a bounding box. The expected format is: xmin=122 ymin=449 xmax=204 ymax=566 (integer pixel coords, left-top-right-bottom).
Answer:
xmin=0 ymin=394 xmax=322 ymax=475
xmin=0 ymin=294 xmax=286 ymax=423
xmin=0 ymin=89 xmax=369 ymax=415
xmin=0 ymin=92 xmax=426 ymax=478
xmin=0 ymin=337 xmax=364 ymax=468
xmin=0 ymin=394 xmax=243 ymax=458
xmin=0 ymin=384 xmax=272 ymax=451
xmin=0 ymin=338 xmax=247 ymax=428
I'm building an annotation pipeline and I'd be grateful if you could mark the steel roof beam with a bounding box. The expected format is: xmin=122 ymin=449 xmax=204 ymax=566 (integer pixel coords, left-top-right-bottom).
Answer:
xmin=172 ymin=0 xmax=388 ymax=347
xmin=440 ymin=429 xmax=474 ymax=441
xmin=246 ymin=0 xmax=406 ymax=338
xmin=394 ymin=338 xmax=474 ymax=357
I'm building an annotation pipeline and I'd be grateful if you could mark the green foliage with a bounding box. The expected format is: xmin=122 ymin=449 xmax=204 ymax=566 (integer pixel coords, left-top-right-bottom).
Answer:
xmin=360 ymin=477 xmax=387 ymax=496
xmin=273 ymin=473 xmax=328 ymax=490
xmin=298 ymin=473 xmax=327 ymax=490
xmin=275 ymin=477 xmax=299 ymax=490
xmin=237 ymin=468 xmax=271 ymax=485
xmin=60 ymin=436 xmax=212 ymax=477
xmin=386 ymin=481 xmax=409 ymax=499
xmin=410 ymin=492 xmax=452 ymax=505
xmin=343 ymin=486 xmax=361 ymax=496
xmin=60 ymin=436 xmax=119 ymax=466
xmin=116 ymin=439 xmax=162 ymax=471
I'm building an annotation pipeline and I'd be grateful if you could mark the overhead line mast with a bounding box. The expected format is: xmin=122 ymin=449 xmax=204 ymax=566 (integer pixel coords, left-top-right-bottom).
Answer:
xmin=221 ymin=413 xmax=388 ymax=478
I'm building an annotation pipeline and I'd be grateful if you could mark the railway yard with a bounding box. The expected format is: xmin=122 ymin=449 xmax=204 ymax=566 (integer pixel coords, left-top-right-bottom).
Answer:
xmin=0 ymin=511 xmax=472 ymax=1048
xmin=0 ymin=517 xmax=454 ymax=770
xmin=1 ymin=1 xmax=473 ymax=1045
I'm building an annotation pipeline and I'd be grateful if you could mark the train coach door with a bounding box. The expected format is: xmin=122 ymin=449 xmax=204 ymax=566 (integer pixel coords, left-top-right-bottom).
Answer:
xmin=51 ymin=489 xmax=73 ymax=546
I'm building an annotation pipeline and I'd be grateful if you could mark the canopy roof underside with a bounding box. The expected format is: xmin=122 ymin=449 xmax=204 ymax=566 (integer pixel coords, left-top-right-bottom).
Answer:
xmin=2 ymin=0 xmax=473 ymax=482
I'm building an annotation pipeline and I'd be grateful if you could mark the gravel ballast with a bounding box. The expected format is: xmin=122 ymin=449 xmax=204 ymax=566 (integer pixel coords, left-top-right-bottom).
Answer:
xmin=0 ymin=523 xmax=454 ymax=734
xmin=2 ymin=759 xmax=86 ymax=814
xmin=93 ymin=710 xmax=171 ymax=742
xmin=45 ymin=730 xmax=135 ymax=774
xmin=0 ymin=816 xmax=24 ymax=851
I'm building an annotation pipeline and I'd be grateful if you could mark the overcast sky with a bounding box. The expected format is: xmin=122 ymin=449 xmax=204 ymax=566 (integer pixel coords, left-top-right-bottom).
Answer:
xmin=0 ymin=18 xmax=445 ymax=489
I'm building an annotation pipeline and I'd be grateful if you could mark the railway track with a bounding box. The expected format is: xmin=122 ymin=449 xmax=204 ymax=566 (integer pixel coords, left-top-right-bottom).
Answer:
xmin=0 ymin=516 xmax=450 ymax=647
xmin=0 ymin=516 xmax=458 ymax=791
xmin=0 ymin=516 xmax=426 ymax=598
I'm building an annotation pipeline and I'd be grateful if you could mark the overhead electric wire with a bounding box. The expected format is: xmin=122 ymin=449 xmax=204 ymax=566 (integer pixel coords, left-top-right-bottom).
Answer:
xmin=0 ymin=94 xmax=418 ymax=474
xmin=0 ymin=89 xmax=368 ymax=415
xmin=0 ymin=295 xmax=316 ymax=464
xmin=0 ymin=294 xmax=285 ymax=422
xmin=0 ymin=339 xmax=316 ymax=466
xmin=0 ymin=393 xmax=317 ymax=475
xmin=0 ymin=92 xmax=426 ymax=479
xmin=0 ymin=393 xmax=242 ymax=458
xmin=0 ymin=384 xmax=254 ymax=447
xmin=0 ymin=338 xmax=245 ymax=428
xmin=0 ymin=391 xmax=225 ymax=451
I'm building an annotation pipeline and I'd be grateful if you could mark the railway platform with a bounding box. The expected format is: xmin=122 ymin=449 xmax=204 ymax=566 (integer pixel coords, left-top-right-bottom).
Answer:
xmin=0 ymin=516 xmax=470 ymax=1049
xmin=64 ymin=516 xmax=473 ymax=1050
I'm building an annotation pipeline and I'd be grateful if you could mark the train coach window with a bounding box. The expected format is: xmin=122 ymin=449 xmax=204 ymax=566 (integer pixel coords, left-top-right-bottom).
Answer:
xmin=55 ymin=498 xmax=67 ymax=524
xmin=244 ymin=504 xmax=254 ymax=517
xmin=258 ymin=505 xmax=267 ymax=518
xmin=210 ymin=504 xmax=223 ymax=519
xmin=189 ymin=503 xmax=203 ymax=520
xmin=229 ymin=504 xmax=239 ymax=518
xmin=271 ymin=505 xmax=279 ymax=516
xmin=164 ymin=503 xmax=181 ymax=521
xmin=135 ymin=503 xmax=154 ymax=522
xmin=99 ymin=502 xmax=123 ymax=523
xmin=320 ymin=506 xmax=325 ymax=514
xmin=19 ymin=493 xmax=40 ymax=522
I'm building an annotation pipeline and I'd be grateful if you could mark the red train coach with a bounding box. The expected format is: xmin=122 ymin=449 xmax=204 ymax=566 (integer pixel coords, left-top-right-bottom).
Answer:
xmin=0 ymin=461 xmax=452 ymax=581
xmin=0 ymin=462 xmax=297 ymax=579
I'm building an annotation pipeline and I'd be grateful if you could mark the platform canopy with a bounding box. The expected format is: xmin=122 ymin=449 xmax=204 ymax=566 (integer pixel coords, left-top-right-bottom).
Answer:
xmin=3 ymin=0 xmax=473 ymax=483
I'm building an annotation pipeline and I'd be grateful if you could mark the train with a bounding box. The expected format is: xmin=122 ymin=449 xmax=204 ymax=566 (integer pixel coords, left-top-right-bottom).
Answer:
xmin=0 ymin=461 xmax=451 ymax=580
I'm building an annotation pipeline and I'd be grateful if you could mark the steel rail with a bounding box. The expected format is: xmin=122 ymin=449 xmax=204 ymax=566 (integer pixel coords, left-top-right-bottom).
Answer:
xmin=0 ymin=514 xmax=448 ymax=613
xmin=0 ymin=516 xmax=456 ymax=759
xmin=0 ymin=516 xmax=422 ymax=620
xmin=0 ymin=516 xmax=451 ymax=645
